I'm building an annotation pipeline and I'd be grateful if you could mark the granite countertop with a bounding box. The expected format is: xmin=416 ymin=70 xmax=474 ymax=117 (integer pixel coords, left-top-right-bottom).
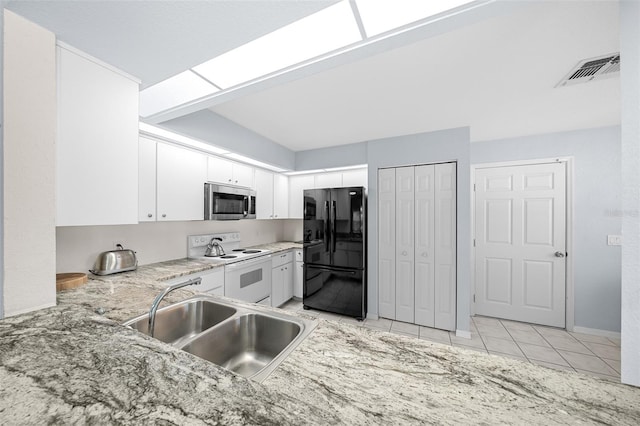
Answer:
xmin=2 ymin=242 xmax=640 ymax=424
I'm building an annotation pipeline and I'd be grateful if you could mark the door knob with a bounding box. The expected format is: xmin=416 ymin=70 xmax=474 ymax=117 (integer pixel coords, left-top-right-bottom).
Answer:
xmin=554 ymin=251 xmax=565 ymax=258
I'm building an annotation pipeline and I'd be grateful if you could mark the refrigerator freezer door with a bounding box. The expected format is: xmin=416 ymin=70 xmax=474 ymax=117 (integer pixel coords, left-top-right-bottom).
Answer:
xmin=303 ymin=265 xmax=366 ymax=319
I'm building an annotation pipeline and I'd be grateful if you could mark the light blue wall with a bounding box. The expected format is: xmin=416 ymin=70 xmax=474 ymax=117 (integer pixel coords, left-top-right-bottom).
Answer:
xmin=366 ymin=127 xmax=472 ymax=332
xmin=471 ymin=126 xmax=622 ymax=332
xmin=161 ymin=109 xmax=296 ymax=170
xmin=295 ymin=141 xmax=367 ymax=170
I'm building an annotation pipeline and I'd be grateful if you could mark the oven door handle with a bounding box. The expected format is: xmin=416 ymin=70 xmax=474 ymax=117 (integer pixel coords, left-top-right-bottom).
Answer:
xmin=225 ymin=254 xmax=271 ymax=270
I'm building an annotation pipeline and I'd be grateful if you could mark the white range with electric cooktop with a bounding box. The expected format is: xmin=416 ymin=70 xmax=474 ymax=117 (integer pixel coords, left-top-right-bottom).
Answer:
xmin=188 ymin=232 xmax=272 ymax=305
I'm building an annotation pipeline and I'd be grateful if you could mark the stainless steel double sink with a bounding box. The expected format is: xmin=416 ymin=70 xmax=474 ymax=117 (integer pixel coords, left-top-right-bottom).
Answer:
xmin=123 ymin=295 xmax=317 ymax=382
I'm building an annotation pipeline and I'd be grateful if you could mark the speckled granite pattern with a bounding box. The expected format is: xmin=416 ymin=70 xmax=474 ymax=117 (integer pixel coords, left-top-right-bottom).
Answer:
xmin=2 ymin=249 xmax=640 ymax=424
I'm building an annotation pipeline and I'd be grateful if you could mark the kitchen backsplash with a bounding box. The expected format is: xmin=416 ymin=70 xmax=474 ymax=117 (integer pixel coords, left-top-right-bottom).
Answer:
xmin=56 ymin=219 xmax=302 ymax=273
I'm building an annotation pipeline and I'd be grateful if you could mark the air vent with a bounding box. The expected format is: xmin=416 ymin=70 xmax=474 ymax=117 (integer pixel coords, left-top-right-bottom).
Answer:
xmin=556 ymin=53 xmax=620 ymax=87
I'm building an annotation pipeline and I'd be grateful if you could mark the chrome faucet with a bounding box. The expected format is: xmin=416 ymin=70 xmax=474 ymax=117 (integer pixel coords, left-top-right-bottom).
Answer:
xmin=205 ymin=237 xmax=225 ymax=257
xmin=148 ymin=277 xmax=202 ymax=337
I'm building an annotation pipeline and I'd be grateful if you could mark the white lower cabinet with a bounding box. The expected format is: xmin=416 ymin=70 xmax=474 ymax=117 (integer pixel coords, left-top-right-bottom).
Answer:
xmin=165 ymin=268 xmax=224 ymax=296
xmin=378 ymin=162 xmax=457 ymax=331
xmin=271 ymin=251 xmax=294 ymax=307
xmin=293 ymin=249 xmax=303 ymax=298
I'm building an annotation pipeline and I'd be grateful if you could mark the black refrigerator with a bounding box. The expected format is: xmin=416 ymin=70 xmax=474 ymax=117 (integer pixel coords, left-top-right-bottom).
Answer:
xmin=303 ymin=187 xmax=367 ymax=320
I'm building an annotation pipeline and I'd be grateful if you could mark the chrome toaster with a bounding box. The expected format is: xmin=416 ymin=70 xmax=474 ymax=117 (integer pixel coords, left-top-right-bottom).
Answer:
xmin=89 ymin=244 xmax=138 ymax=275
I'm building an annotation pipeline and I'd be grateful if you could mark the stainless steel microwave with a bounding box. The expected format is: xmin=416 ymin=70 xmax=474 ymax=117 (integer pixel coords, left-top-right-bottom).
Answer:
xmin=204 ymin=183 xmax=256 ymax=220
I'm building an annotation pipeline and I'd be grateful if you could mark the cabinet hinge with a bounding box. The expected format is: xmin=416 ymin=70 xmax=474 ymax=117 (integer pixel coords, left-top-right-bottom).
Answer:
xmin=473 ymin=294 xmax=476 ymax=303
xmin=473 ymin=239 xmax=476 ymax=247
xmin=473 ymin=183 xmax=476 ymax=192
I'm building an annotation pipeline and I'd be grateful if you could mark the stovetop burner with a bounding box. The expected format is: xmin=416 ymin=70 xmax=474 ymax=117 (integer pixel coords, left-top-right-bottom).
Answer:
xmin=242 ymin=249 xmax=261 ymax=254
xmin=220 ymin=255 xmax=237 ymax=259
xmin=232 ymin=249 xmax=245 ymax=252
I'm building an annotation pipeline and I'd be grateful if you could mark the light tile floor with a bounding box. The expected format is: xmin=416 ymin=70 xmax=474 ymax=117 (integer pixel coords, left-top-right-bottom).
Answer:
xmin=280 ymin=299 xmax=621 ymax=382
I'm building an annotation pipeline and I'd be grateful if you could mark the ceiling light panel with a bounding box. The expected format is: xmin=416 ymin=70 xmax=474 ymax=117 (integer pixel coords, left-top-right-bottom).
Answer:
xmin=139 ymin=70 xmax=219 ymax=117
xmin=193 ymin=0 xmax=361 ymax=89
xmin=355 ymin=0 xmax=475 ymax=37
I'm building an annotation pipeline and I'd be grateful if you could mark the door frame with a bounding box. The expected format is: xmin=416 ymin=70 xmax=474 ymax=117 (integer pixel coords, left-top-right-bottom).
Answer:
xmin=470 ymin=157 xmax=575 ymax=331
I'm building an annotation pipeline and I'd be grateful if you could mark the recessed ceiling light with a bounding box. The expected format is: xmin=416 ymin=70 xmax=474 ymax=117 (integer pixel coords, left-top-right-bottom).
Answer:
xmin=139 ymin=70 xmax=219 ymax=117
xmin=139 ymin=123 xmax=229 ymax=155
xmin=192 ymin=0 xmax=362 ymax=89
xmin=355 ymin=0 xmax=475 ymax=37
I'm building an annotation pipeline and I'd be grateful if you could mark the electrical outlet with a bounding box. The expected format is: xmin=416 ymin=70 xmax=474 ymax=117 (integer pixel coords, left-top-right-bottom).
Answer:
xmin=607 ymin=235 xmax=622 ymax=246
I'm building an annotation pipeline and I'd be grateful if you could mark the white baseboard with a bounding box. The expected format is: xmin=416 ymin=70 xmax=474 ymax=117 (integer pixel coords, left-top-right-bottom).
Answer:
xmin=456 ymin=329 xmax=471 ymax=339
xmin=572 ymin=326 xmax=621 ymax=339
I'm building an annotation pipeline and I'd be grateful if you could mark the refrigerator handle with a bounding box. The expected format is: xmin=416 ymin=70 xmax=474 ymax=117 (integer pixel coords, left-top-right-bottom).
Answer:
xmin=332 ymin=200 xmax=337 ymax=253
xmin=324 ymin=200 xmax=330 ymax=253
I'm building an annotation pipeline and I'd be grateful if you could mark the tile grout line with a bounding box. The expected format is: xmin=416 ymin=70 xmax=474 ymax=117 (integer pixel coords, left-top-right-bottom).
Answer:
xmin=498 ymin=319 xmax=532 ymax=364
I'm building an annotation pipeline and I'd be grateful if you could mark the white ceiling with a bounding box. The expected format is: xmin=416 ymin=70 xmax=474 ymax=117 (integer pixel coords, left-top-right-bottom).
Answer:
xmin=7 ymin=0 xmax=621 ymax=152
xmin=210 ymin=0 xmax=621 ymax=149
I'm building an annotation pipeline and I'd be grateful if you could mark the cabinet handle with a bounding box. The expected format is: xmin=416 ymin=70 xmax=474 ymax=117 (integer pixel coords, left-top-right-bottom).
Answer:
xmin=147 ymin=213 xmax=153 ymax=218
xmin=162 ymin=214 xmax=167 ymax=218
xmin=274 ymin=214 xmax=278 ymax=218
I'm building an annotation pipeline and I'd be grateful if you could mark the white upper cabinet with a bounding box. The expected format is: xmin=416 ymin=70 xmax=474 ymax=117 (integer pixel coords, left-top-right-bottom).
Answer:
xmin=57 ymin=46 xmax=139 ymax=226
xmin=254 ymin=169 xmax=274 ymax=219
xmin=273 ymin=173 xmax=289 ymax=219
xmin=138 ymin=137 xmax=157 ymax=222
xmin=207 ymin=156 xmax=254 ymax=188
xmin=288 ymin=175 xmax=315 ymax=219
xmin=342 ymin=169 xmax=368 ymax=187
xmin=314 ymin=172 xmax=342 ymax=188
xmin=255 ymin=169 xmax=289 ymax=219
xmin=156 ymin=143 xmax=207 ymax=221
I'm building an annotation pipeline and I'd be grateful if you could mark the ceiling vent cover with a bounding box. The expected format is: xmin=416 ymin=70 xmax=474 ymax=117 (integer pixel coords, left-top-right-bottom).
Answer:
xmin=556 ymin=53 xmax=620 ymax=87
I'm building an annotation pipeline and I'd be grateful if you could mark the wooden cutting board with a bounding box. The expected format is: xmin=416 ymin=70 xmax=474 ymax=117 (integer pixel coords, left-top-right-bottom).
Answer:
xmin=56 ymin=273 xmax=88 ymax=291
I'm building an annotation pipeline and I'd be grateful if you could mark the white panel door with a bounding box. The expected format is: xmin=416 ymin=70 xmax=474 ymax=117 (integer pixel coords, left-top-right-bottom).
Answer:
xmin=156 ymin=143 xmax=207 ymax=221
xmin=378 ymin=168 xmax=396 ymax=319
xmin=414 ymin=165 xmax=435 ymax=327
xmin=434 ymin=163 xmax=457 ymax=331
xmin=395 ymin=167 xmax=415 ymax=323
xmin=138 ymin=137 xmax=157 ymax=222
xmin=475 ymin=162 xmax=566 ymax=327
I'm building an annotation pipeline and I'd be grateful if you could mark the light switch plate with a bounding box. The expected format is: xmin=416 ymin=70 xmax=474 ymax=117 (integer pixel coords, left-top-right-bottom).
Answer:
xmin=607 ymin=235 xmax=622 ymax=246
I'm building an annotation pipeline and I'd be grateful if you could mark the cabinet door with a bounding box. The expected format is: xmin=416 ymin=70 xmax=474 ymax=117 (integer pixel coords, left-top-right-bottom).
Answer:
xmin=414 ymin=165 xmax=435 ymax=327
xmin=434 ymin=162 xmax=456 ymax=331
xmin=378 ymin=168 xmax=396 ymax=319
xmin=57 ymin=46 xmax=139 ymax=226
xmin=395 ymin=166 xmax=415 ymax=323
xmin=341 ymin=169 xmax=367 ymax=188
xmin=254 ymin=169 xmax=274 ymax=219
xmin=288 ymin=175 xmax=314 ymax=219
xmin=294 ymin=260 xmax=304 ymax=298
xmin=138 ymin=137 xmax=157 ymax=222
xmin=271 ymin=266 xmax=285 ymax=307
xmin=233 ymin=162 xmax=254 ymax=188
xmin=207 ymin=156 xmax=233 ymax=184
xmin=284 ymin=263 xmax=293 ymax=301
xmin=314 ymin=172 xmax=342 ymax=188
xmin=157 ymin=143 xmax=207 ymax=221
xmin=273 ymin=174 xmax=289 ymax=218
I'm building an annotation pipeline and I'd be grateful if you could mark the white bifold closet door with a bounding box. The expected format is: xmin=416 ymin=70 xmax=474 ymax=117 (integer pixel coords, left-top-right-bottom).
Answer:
xmin=378 ymin=163 xmax=456 ymax=331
